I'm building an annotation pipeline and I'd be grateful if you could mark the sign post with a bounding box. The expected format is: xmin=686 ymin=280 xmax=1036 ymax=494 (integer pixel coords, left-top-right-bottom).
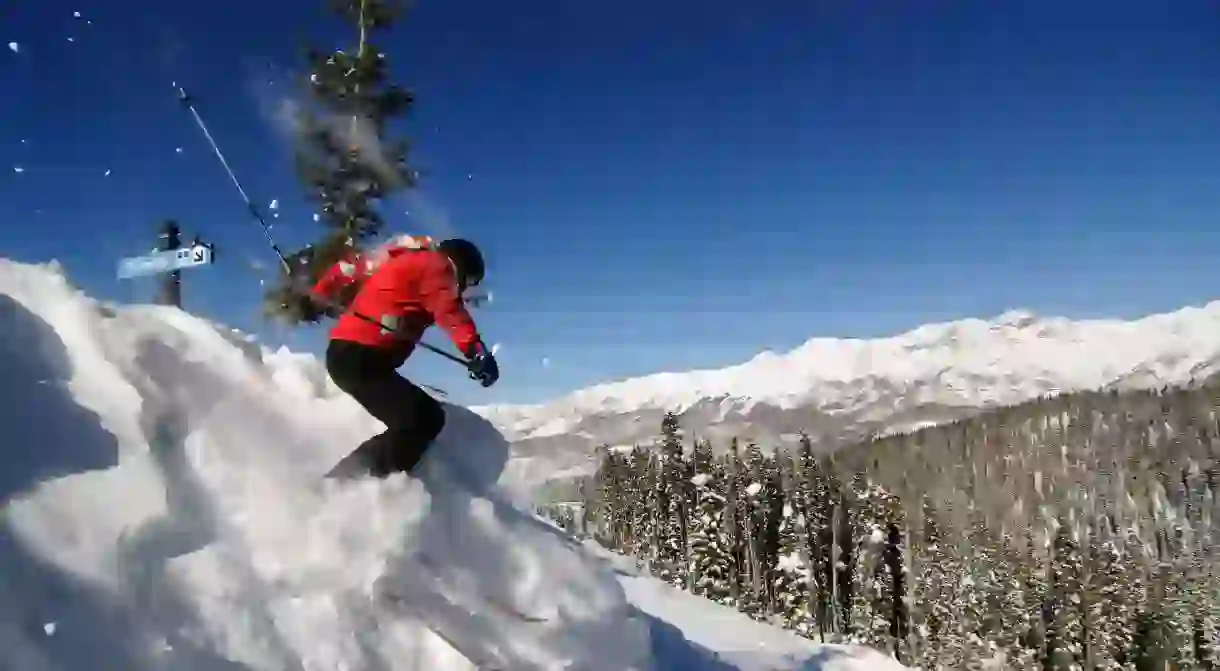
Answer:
xmin=117 ymin=220 xmax=215 ymax=309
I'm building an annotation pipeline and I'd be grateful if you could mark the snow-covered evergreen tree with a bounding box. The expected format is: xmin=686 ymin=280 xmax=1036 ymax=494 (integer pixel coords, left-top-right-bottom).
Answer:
xmin=592 ymin=446 xmax=625 ymax=544
xmin=911 ymin=495 xmax=965 ymax=670
xmin=688 ymin=458 xmax=734 ymax=605
xmin=772 ymin=491 xmax=813 ymax=634
xmin=797 ymin=436 xmax=834 ymax=641
xmin=268 ymin=0 xmax=418 ymax=322
xmin=628 ymin=445 xmax=655 ymax=566
xmin=1083 ymin=520 xmax=1137 ymax=671
xmin=845 ymin=475 xmax=882 ymax=646
xmin=651 ymin=413 xmax=689 ymax=587
xmin=1047 ymin=516 xmax=1086 ymax=671
xmin=737 ymin=442 xmax=770 ymax=619
xmin=723 ymin=438 xmax=745 ymax=608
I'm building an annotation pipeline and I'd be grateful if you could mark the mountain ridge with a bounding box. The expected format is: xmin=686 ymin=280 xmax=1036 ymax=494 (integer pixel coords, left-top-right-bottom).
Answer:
xmin=477 ymin=299 xmax=1220 ymax=487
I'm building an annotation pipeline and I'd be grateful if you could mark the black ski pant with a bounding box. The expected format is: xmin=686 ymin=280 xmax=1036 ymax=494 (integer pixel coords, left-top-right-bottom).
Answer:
xmin=323 ymin=339 xmax=446 ymax=479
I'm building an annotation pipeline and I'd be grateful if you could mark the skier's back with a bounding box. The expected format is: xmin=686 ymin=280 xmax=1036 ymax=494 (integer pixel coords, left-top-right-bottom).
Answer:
xmin=304 ymin=235 xmax=500 ymax=479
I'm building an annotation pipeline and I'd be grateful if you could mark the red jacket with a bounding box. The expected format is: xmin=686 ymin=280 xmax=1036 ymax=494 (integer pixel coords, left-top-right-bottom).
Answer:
xmin=310 ymin=243 xmax=482 ymax=360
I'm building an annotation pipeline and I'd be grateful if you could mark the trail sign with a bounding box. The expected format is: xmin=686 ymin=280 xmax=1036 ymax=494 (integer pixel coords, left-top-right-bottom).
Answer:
xmin=117 ymin=243 xmax=214 ymax=279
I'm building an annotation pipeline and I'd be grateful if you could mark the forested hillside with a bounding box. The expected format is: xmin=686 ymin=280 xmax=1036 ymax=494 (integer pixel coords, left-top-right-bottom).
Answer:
xmin=541 ymin=380 xmax=1220 ymax=669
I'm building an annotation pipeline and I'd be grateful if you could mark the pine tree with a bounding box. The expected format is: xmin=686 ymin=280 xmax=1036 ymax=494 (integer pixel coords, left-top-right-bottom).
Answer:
xmin=266 ymin=0 xmax=418 ymax=323
xmin=773 ymin=484 xmax=814 ymax=634
xmin=723 ymin=439 xmax=745 ymax=608
xmin=654 ymin=413 xmax=691 ymax=587
xmin=846 ymin=475 xmax=879 ymax=645
xmin=1084 ymin=519 xmax=1137 ymax=671
xmin=884 ymin=516 xmax=911 ymax=665
xmin=798 ymin=437 xmax=834 ymax=642
xmin=911 ymin=494 xmax=965 ymax=670
xmin=646 ymin=450 xmax=666 ymax=572
xmin=627 ymin=445 xmax=653 ymax=564
xmin=594 ymin=445 xmax=627 ymax=547
xmin=738 ymin=442 xmax=771 ymax=619
xmin=1047 ymin=517 xmax=1086 ymax=671
xmin=688 ymin=445 xmax=734 ymax=605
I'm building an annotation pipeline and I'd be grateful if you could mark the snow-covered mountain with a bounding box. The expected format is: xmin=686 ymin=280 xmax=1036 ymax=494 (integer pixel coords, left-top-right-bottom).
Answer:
xmin=0 ymin=257 xmax=904 ymax=670
xmin=479 ymin=303 xmax=1220 ymax=485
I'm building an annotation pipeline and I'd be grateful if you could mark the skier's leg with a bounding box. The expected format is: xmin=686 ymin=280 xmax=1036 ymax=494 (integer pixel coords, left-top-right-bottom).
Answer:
xmin=324 ymin=340 xmax=446 ymax=478
xmin=374 ymin=378 xmax=445 ymax=475
xmin=327 ymin=379 xmax=445 ymax=478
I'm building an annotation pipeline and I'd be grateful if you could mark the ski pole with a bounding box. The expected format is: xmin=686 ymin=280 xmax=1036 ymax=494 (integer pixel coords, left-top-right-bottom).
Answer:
xmin=417 ymin=341 xmax=471 ymax=368
xmin=348 ymin=305 xmax=473 ymax=371
xmin=177 ymin=84 xmax=473 ymax=371
xmin=420 ymin=383 xmax=449 ymax=398
xmin=174 ymin=83 xmax=291 ymax=275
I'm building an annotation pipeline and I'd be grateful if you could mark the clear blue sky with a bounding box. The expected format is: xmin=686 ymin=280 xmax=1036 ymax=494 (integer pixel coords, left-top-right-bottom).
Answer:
xmin=4 ymin=0 xmax=1220 ymax=405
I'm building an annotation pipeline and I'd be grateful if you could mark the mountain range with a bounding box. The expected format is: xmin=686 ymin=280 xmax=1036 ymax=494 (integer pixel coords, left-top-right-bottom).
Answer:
xmin=475 ymin=302 xmax=1220 ymax=488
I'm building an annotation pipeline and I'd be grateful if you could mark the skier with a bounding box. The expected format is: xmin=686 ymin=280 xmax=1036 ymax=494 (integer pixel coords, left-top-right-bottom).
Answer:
xmin=299 ymin=234 xmax=499 ymax=479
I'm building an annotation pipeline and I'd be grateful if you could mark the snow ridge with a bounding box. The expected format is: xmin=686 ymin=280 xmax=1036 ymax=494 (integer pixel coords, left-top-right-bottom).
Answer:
xmin=0 ymin=258 xmax=652 ymax=670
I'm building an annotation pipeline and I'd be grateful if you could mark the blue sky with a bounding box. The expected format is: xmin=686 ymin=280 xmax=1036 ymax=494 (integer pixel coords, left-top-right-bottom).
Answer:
xmin=3 ymin=0 xmax=1220 ymax=405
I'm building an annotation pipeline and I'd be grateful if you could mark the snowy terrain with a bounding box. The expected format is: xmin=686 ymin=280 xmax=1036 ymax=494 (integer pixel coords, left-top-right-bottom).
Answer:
xmin=0 ymin=257 xmax=901 ymax=670
xmin=475 ymin=301 xmax=1220 ymax=486
xmin=582 ymin=541 xmax=908 ymax=671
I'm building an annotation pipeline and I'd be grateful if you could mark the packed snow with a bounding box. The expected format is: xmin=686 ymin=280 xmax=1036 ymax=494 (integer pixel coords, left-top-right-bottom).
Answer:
xmin=0 ymin=258 xmax=901 ymax=670
xmin=585 ymin=542 xmax=909 ymax=671
xmin=475 ymin=299 xmax=1220 ymax=441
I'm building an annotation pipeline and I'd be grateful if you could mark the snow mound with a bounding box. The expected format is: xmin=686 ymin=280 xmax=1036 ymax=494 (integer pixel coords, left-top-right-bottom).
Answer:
xmin=0 ymin=258 xmax=652 ymax=670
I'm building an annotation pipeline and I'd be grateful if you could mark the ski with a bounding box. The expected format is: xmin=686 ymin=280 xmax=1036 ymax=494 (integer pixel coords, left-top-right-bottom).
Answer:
xmin=412 ymin=553 xmax=551 ymax=623
xmin=373 ymin=576 xmax=520 ymax=670
xmin=379 ymin=584 xmax=549 ymax=625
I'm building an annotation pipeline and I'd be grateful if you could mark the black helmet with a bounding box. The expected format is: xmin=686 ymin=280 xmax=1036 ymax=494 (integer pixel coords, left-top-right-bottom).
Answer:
xmin=437 ymin=238 xmax=485 ymax=291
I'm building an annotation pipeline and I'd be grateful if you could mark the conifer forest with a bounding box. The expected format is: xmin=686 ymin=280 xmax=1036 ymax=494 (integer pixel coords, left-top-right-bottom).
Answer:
xmin=539 ymin=380 xmax=1220 ymax=670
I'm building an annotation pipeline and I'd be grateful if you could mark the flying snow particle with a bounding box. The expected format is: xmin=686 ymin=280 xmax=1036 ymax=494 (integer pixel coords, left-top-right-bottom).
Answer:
xmin=269 ymin=199 xmax=279 ymax=210
xmin=312 ymin=213 xmax=321 ymax=222
xmin=7 ymin=42 xmax=18 ymax=53
xmin=43 ymin=622 xmax=56 ymax=636
xmin=74 ymin=11 xmax=82 ymax=18
xmin=541 ymin=357 xmax=551 ymax=368
xmin=175 ymin=147 xmax=183 ymax=154
xmin=67 ymin=37 xmax=75 ymax=42
xmin=467 ymin=174 xmax=473 ymax=180
xmin=13 ymin=166 xmax=24 ymax=173
xmin=490 ymin=343 xmax=502 ymax=356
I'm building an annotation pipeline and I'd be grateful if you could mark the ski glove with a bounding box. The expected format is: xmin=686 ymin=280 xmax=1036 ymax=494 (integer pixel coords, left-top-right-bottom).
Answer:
xmin=296 ymin=294 xmax=339 ymax=324
xmin=464 ymin=340 xmax=499 ymax=388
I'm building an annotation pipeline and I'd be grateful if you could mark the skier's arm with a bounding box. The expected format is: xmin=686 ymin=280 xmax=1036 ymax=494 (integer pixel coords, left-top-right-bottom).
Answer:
xmin=309 ymin=258 xmax=361 ymax=304
xmin=418 ymin=256 xmax=482 ymax=356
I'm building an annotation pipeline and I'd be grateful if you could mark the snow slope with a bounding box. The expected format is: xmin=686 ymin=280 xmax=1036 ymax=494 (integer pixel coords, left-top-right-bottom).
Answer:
xmin=583 ymin=541 xmax=909 ymax=671
xmin=0 ymin=258 xmax=661 ymax=670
